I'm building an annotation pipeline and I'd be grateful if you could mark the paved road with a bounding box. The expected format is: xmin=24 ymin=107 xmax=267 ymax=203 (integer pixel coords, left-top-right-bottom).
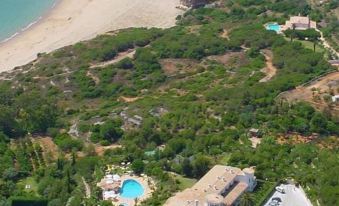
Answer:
xmin=264 ymin=184 xmax=313 ymax=206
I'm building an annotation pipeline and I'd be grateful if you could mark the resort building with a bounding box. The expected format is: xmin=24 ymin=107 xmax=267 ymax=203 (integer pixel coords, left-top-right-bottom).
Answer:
xmin=165 ymin=165 xmax=256 ymax=206
xmin=282 ymin=15 xmax=317 ymax=31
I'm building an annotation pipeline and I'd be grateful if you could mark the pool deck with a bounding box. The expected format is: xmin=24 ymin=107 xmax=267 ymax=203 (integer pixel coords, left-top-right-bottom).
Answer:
xmin=265 ymin=22 xmax=282 ymax=34
xmin=115 ymin=175 xmax=155 ymax=206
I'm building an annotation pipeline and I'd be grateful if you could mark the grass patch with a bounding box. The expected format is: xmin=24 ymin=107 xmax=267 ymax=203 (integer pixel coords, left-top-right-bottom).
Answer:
xmin=17 ymin=177 xmax=39 ymax=196
xmin=284 ymin=37 xmax=325 ymax=53
xmin=252 ymin=180 xmax=278 ymax=206
xmin=173 ymin=174 xmax=197 ymax=190
xmin=299 ymin=40 xmax=325 ymax=53
xmin=218 ymin=153 xmax=232 ymax=165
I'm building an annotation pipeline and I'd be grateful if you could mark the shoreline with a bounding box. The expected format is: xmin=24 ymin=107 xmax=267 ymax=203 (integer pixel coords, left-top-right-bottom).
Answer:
xmin=0 ymin=0 xmax=59 ymax=44
xmin=0 ymin=0 xmax=183 ymax=72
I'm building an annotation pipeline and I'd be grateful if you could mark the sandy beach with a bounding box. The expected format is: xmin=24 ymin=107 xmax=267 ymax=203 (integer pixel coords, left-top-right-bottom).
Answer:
xmin=0 ymin=0 xmax=183 ymax=72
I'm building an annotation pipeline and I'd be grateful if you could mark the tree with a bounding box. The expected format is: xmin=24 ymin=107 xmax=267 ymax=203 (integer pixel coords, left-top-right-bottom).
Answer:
xmin=15 ymin=92 xmax=58 ymax=133
xmin=100 ymin=200 xmax=113 ymax=206
xmin=193 ymin=155 xmax=210 ymax=178
xmin=182 ymin=158 xmax=193 ymax=177
xmin=131 ymin=159 xmax=145 ymax=175
xmin=310 ymin=113 xmax=328 ymax=134
xmin=100 ymin=120 xmax=123 ymax=143
xmin=239 ymin=193 xmax=255 ymax=206
xmin=291 ymin=23 xmax=296 ymax=42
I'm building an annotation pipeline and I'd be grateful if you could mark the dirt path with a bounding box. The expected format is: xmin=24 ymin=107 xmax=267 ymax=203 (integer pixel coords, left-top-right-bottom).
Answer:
xmin=317 ymin=29 xmax=339 ymax=59
xmin=82 ymin=177 xmax=91 ymax=198
xmin=90 ymin=49 xmax=136 ymax=69
xmin=95 ymin=144 xmax=122 ymax=156
xmin=118 ymin=96 xmax=141 ymax=103
xmin=259 ymin=50 xmax=277 ymax=82
xmin=86 ymin=70 xmax=100 ymax=85
xmin=30 ymin=136 xmax=60 ymax=162
xmin=220 ymin=29 xmax=230 ymax=40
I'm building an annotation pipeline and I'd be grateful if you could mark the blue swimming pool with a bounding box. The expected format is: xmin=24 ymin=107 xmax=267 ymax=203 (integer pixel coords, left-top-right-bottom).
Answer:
xmin=120 ymin=179 xmax=144 ymax=199
xmin=266 ymin=23 xmax=281 ymax=33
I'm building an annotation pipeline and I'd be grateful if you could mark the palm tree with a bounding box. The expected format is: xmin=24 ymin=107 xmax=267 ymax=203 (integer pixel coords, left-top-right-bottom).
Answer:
xmin=312 ymin=38 xmax=318 ymax=52
xmin=134 ymin=198 xmax=139 ymax=205
xmin=239 ymin=192 xmax=255 ymax=206
xmin=290 ymin=23 xmax=296 ymax=42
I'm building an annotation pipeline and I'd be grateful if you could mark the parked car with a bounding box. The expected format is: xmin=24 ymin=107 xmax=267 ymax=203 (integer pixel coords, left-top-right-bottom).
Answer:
xmin=272 ymin=197 xmax=282 ymax=203
xmin=275 ymin=186 xmax=285 ymax=193
xmin=269 ymin=199 xmax=282 ymax=206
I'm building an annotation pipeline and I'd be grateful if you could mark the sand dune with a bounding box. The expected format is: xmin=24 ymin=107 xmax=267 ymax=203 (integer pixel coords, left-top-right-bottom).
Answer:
xmin=0 ymin=0 xmax=183 ymax=72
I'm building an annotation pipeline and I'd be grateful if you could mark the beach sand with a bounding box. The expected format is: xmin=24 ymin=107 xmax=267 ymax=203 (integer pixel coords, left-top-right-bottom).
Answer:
xmin=0 ymin=0 xmax=183 ymax=72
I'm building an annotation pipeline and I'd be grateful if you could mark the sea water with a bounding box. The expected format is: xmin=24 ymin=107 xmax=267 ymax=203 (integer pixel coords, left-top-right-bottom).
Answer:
xmin=0 ymin=0 xmax=56 ymax=42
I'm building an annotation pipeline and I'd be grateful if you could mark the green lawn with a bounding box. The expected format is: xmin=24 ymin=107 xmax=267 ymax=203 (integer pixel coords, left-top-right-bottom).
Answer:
xmin=17 ymin=177 xmax=39 ymax=196
xmin=218 ymin=153 xmax=232 ymax=165
xmin=299 ymin=40 xmax=325 ymax=53
xmin=173 ymin=174 xmax=197 ymax=190
xmin=284 ymin=37 xmax=325 ymax=53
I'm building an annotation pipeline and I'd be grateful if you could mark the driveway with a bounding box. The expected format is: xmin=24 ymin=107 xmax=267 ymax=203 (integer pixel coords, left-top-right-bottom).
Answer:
xmin=264 ymin=184 xmax=313 ymax=206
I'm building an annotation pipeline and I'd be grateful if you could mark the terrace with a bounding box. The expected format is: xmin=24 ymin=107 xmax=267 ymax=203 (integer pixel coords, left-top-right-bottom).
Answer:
xmin=97 ymin=164 xmax=155 ymax=206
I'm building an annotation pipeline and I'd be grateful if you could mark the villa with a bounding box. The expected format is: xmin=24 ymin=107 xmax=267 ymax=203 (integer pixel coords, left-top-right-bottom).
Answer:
xmin=282 ymin=15 xmax=317 ymax=31
xmin=165 ymin=165 xmax=256 ymax=206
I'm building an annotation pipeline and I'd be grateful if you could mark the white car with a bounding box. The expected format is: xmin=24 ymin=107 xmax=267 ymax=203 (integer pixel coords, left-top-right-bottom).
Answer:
xmin=275 ymin=186 xmax=285 ymax=193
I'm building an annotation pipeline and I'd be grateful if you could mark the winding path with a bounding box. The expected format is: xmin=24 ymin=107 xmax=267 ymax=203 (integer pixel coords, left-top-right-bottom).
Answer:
xmin=259 ymin=50 xmax=277 ymax=82
xmin=317 ymin=29 xmax=339 ymax=59
xmin=82 ymin=176 xmax=91 ymax=198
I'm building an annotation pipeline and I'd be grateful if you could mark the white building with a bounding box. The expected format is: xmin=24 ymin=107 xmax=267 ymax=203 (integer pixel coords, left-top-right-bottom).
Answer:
xmin=332 ymin=95 xmax=339 ymax=103
xmin=165 ymin=165 xmax=256 ymax=206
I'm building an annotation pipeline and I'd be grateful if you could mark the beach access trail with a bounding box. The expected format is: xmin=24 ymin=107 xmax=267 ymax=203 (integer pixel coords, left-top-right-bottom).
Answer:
xmin=0 ymin=0 xmax=182 ymax=72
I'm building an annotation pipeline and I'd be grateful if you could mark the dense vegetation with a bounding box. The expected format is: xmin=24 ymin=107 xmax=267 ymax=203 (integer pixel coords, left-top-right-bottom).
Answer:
xmin=0 ymin=0 xmax=338 ymax=206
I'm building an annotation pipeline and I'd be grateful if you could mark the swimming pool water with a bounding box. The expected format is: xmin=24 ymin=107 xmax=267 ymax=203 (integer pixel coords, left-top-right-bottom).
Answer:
xmin=266 ymin=23 xmax=281 ymax=33
xmin=120 ymin=179 xmax=144 ymax=199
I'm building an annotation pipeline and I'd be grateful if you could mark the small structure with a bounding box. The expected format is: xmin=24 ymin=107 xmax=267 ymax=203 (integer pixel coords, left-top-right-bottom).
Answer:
xmin=126 ymin=115 xmax=143 ymax=127
xmin=119 ymin=108 xmax=143 ymax=129
xmin=165 ymin=165 xmax=256 ymax=206
xmin=249 ymin=128 xmax=260 ymax=138
xmin=282 ymin=15 xmax=317 ymax=31
xmin=149 ymin=107 xmax=169 ymax=117
xmin=180 ymin=0 xmax=209 ymax=8
xmin=97 ymin=174 xmax=121 ymax=200
xmin=328 ymin=60 xmax=339 ymax=67
xmin=332 ymin=95 xmax=339 ymax=102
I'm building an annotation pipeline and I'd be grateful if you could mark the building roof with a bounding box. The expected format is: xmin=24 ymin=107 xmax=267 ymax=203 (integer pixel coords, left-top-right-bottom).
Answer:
xmin=206 ymin=194 xmax=224 ymax=205
xmin=289 ymin=16 xmax=311 ymax=24
xmin=224 ymin=182 xmax=248 ymax=206
xmin=165 ymin=165 xmax=255 ymax=206
xmin=283 ymin=16 xmax=317 ymax=30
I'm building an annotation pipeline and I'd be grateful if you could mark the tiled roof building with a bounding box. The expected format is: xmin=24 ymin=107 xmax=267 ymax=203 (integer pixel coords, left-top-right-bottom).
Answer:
xmin=165 ymin=165 xmax=256 ymax=206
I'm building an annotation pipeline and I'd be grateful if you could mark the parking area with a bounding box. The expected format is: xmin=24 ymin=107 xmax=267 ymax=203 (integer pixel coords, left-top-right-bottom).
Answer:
xmin=264 ymin=184 xmax=313 ymax=206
